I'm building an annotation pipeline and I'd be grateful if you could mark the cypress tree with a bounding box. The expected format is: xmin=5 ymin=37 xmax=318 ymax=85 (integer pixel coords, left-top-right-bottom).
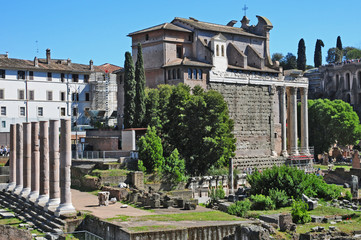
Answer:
xmin=135 ymin=43 xmax=146 ymax=127
xmin=123 ymin=51 xmax=136 ymax=129
xmin=297 ymin=38 xmax=306 ymax=71
xmin=314 ymin=39 xmax=324 ymax=68
xmin=336 ymin=36 xmax=343 ymax=50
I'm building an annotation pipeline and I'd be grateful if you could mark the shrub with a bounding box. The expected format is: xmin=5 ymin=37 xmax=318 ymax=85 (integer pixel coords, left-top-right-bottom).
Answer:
xmin=250 ymin=194 xmax=275 ymax=210
xmin=137 ymin=160 xmax=147 ymax=173
xmin=291 ymin=200 xmax=311 ymax=224
xmin=227 ymin=199 xmax=251 ymax=217
xmin=207 ymin=185 xmax=226 ymax=207
xmin=269 ymin=188 xmax=289 ymax=208
xmin=345 ymin=190 xmax=353 ymax=201
xmin=163 ymin=148 xmax=186 ymax=184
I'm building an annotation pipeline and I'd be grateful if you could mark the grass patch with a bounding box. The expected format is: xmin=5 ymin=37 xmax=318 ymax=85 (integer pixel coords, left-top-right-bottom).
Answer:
xmin=128 ymin=225 xmax=177 ymax=232
xmin=120 ymin=201 xmax=155 ymax=213
xmin=309 ymin=205 xmax=359 ymax=216
xmin=106 ymin=215 xmax=130 ymax=222
xmin=314 ymin=164 xmax=352 ymax=171
xmin=135 ymin=211 xmax=244 ymax=222
xmin=247 ymin=207 xmax=292 ymax=218
xmin=0 ymin=218 xmax=22 ymax=225
xmin=91 ymin=169 xmax=130 ymax=177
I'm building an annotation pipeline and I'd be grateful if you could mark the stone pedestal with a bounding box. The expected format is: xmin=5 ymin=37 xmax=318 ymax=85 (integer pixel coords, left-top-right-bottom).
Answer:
xmin=132 ymin=171 xmax=144 ymax=190
xmin=6 ymin=124 xmax=16 ymax=191
xmin=98 ymin=192 xmax=110 ymax=206
xmin=13 ymin=124 xmax=23 ymax=195
xmin=20 ymin=122 xmax=31 ymax=199
xmin=55 ymin=119 xmax=76 ymax=216
xmin=351 ymin=175 xmax=359 ymax=199
xmin=45 ymin=120 xmax=60 ymax=211
xmin=36 ymin=121 xmax=49 ymax=206
xmin=28 ymin=122 xmax=40 ymax=202
xmin=352 ymin=150 xmax=360 ymax=169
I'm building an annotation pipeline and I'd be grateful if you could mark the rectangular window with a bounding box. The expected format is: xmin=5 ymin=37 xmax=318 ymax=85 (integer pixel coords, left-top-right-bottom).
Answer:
xmin=18 ymin=71 xmax=25 ymax=80
xmin=29 ymin=71 xmax=34 ymax=80
xmin=84 ymin=75 xmax=89 ymax=83
xmin=72 ymin=92 xmax=79 ymax=101
xmin=38 ymin=107 xmax=43 ymax=116
xmin=85 ymin=92 xmax=90 ymax=101
xmin=61 ymin=73 xmax=65 ymax=82
xmin=176 ymin=45 xmax=183 ymax=58
xmin=72 ymin=74 xmax=79 ymax=82
xmin=60 ymin=91 xmax=65 ymax=101
xmin=20 ymin=107 xmax=25 ymax=116
xmin=1 ymin=106 xmax=6 ymax=116
xmin=18 ymin=90 xmax=24 ymax=100
xmin=72 ymin=107 xmax=78 ymax=116
xmin=28 ymin=90 xmax=34 ymax=100
xmin=60 ymin=107 xmax=66 ymax=116
xmin=0 ymin=69 xmax=5 ymax=79
xmin=47 ymin=91 xmax=53 ymax=101
xmin=1 ymin=121 xmax=5 ymax=128
xmin=47 ymin=72 xmax=52 ymax=81
xmin=0 ymin=89 xmax=4 ymax=99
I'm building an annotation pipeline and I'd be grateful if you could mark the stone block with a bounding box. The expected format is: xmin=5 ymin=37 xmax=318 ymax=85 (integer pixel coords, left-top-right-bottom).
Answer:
xmin=98 ymin=191 xmax=110 ymax=206
xmin=279 ymin=213 xmax=293 ymax=232
xmin=150 ymin=200 xmax=160 ymax=208
xmin=184 ymin=202 xmax=197 ymax=210
xmin=177 ymin=199 xmax=185 ymax=208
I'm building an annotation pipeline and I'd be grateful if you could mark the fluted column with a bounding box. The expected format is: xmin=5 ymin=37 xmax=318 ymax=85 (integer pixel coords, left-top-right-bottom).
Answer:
xmin=45 ymin=120 xmax=60 ymax=211
xmin=300 ymin=88 xmax=310 ymax=155
xmin=13 ymin=124 xmax=23 ymax=195
xmin=28 ymin=122 xmax=40 ymax=201
xmin=55 ymin=119 xmax=76 ymax=216
xmin=6 ymin=124 xmax=16 ymax=191
xmin=36 ymin=121 xmax=49 ymax=206
xmin=20 ymin=122 xmax=31 ymax=198
xmin=280 ymin=87 xmax=288 ymax=157
xmin=289 ymin=87 xmax=299 ymax=156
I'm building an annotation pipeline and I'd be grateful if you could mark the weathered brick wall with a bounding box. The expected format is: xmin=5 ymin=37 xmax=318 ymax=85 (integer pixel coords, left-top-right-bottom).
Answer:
xmin=209 ymin=83 xmax=273 ymax=157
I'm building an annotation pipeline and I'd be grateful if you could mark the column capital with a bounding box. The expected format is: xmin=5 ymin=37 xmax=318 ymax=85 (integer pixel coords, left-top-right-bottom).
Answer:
xmin=289 ymin=87 xmax=298 ymax=95
xmin=300 ymin=87 xmax=308 ymax=95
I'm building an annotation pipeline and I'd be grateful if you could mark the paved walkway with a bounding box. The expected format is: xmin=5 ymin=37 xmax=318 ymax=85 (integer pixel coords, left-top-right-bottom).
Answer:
xmin=71 ymin=189 xmax=155 ymax=219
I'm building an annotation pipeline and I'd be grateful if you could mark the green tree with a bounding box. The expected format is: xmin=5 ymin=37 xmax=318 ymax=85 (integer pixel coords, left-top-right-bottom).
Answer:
xmin=144 ymin=89 xmax=161 ymax=130
xmin=134 ymin=43 xmax=146 ymax=127
xmin=271 ymin=53 xmax=284 ymax=63
xmin=297 ymin=38 xmax=306 ymax=71
xmin=326 ymin=47 xmax=343 ymax=63
xmin=138 ymin=126 xmax=165 ymax=173
xmin=123 ymin=52 xmax=136 ymax=128
xmin=336 ymin=36 xmax=342 ymax=50
xmin=280 ymin=53 xmax=297 ymax=70
xmin=308 ymin=99 xmax=361 ymax=155
xmin=314 ymin=39 xmax=324 ymax=67
xmin=163 ymin=148 xmax=186 ymax=184
xmin=346 ymin=48 xmax=361 ymax=60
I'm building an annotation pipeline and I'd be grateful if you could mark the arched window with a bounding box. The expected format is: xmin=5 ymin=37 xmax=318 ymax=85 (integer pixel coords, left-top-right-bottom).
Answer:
xmin=199 ymin=69 xmax=203 ymax=79
xmin=177 ymin=69 xmax=180 ymax=79
xmin=172 ymin=69 xmax=176 ymax=79
xmin=346 ymin=73 xmax=351 ymax=90
xmin=216 ymin=45 xmax=219 ymax=56
xmin=188 ymin=68 xmax=192 ymax=79
xmin=193 ymin=69 xmax=198 ymax=79
xmin=168 ymin=70 xmax=171 ymax=80
xmin=221 ymin=45 xmax=224 ymax=57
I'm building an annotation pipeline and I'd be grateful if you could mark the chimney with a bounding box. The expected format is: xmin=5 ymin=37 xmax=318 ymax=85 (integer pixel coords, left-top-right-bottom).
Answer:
xmin=5 ymin=52 xmax=8 ymax=58
xmin=34 ymin=57 xmax=38 ymax=67
xmin=67 ymin=58 xmax=71 ymax=66
xmin=46 ymin=48 xmax=51 ymax=64
xmin=89 ymin=59 xmax=94 ymax=71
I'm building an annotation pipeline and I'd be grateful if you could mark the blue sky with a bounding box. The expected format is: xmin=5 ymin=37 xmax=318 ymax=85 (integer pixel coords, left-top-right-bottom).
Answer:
xmin=1 ymin=0 xmax=361 ymax=67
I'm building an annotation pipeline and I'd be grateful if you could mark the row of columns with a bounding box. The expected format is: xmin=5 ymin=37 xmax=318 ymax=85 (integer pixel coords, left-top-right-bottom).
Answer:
xmin=279 ymin=86 xmax=310 ymax=156
xmin=6 ymin=119 xmax=76 ymax=217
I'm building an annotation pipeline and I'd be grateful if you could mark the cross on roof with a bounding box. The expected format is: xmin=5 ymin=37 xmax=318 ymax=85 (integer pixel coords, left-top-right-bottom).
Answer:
xmin=242 ymin=4 xmax=248 ymax=16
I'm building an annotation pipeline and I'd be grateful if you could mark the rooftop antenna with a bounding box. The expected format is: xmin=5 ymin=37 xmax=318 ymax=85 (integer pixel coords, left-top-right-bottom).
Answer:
xmin=242 ymin=4 xmax=248 ymax=16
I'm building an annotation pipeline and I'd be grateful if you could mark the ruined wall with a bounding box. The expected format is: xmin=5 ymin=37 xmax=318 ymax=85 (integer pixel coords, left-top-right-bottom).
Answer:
xmin=209 ymin=83 xmax=273 ymax=157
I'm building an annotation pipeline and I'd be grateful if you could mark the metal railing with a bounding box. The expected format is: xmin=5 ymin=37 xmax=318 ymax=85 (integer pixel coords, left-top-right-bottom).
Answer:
xmin=72 ymin=150 xmax=138 ymax=161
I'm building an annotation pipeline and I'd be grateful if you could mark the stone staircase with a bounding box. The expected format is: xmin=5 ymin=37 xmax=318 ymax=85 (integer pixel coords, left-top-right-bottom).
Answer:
xmin=0 ymin=190 xmax=66 ymax=237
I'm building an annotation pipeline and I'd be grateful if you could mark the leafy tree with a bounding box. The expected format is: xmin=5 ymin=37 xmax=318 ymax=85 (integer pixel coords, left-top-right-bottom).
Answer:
xmin=138 ymin=126 xmax=164 ymax=173
xmin=308 ymin=99 xmax=361 ymax=155
xmin=297 ymin=38 xmax=306 ymax=71
xmin=291 ymin=200 xmax=311 ymax=224
xmin=123 ymin=52 xmax=136 ymax=128
xmin=314 ymin=39 xmax=324 ymax=67
xmin=271 ymin=53 xmax=284 ymax=63
xmin=163 ymin=148 xmax=186 ymax=184
xmin=346 ymin=48 xmax=361 ymax=60
xmin=134 ymin=43 xmax=146 ymax=127
xmin=144 ymin=89 xmax=161 ymax=130
xmin=280 ymin=53 xmax=297 ymax=70
xmin=336 ymin=36 xmax=343 ymax=50
xmin=326 ymin=47 xmax=343 ymax=63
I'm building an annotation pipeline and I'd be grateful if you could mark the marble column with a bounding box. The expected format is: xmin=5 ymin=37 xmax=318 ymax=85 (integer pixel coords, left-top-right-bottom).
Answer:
xmin=280 ymin=87 xmax=288 ymax=157
xmin=20 ymin=122 xmax=31 ymax=198
xmin=45 ymin=120 xmax=60 ymax=211
xmin=289 ymin=87 xmax=299 ymax=156
xmin=28 ymin=122 xmax=40 ymax=201
xmin=55 ymin=119 xmax=76 ymax=216
xmin=300 ymin=88 xmax=310 ymax=155
xmin=6 ymin=124 xmax=16 ymax=191
xmin=13 ymin=124 xmax=23 ymax=195
xmin=36 ymin=121 xmax=50 ymax=206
